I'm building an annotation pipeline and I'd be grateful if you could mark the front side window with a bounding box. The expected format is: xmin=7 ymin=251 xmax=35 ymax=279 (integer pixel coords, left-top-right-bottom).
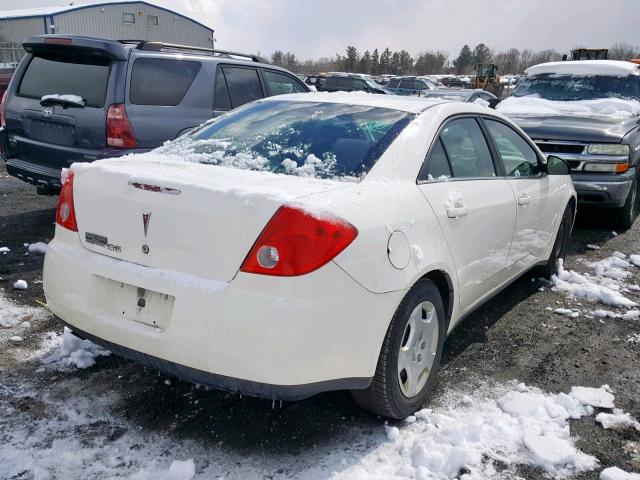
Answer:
xmin=159 ymin=100 xmax=414 ymax=180
xmin=147 ymin=15 xmax=159 ymax=27
xmin=439 ymin=118 xmax=496 ymax=178
xmin=130 ymin=58 xmax=201 ymax=106
xmin=222 ymin=66 xmax=264 ymax=107
xmin=485 ymin=119 xmax=541 ymax=177
xmin=353 ymin=79 xmax=369 ymax=91
xmin=263 ymin=70 xmax=307 ymax=96
xmin=123 ymin=12 xmax=135 ymax=24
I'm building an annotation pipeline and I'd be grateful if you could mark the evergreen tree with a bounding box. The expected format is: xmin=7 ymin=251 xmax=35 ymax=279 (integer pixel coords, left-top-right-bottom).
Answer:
xmin=398 ymin=50 xmax=413 ymax=74
xmin=359 ymin=50 xmax=372 ymax=74
xmin=371 ymin=48 xmax=380 ymax=75
xmin=380 ymin=48 xmax=392 ymax=74
xmin=453 ymin=44 xmax=473 ymax=74
xmin=472 ymin=43 xmax=493 ymax=66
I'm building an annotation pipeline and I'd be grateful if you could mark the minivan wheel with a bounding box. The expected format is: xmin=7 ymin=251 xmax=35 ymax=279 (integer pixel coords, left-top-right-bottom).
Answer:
xmin=536 ymin=204 xmax=573 ymax=278
xmin=613 ymin=178 xmax=639 ymax=230
xmin=351 ymin=279 xmax=445 ymax=419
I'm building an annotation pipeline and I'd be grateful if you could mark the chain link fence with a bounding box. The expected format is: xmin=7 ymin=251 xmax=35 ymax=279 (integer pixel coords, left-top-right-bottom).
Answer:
xmin=0 ymin=42 xmax=23 ymax=69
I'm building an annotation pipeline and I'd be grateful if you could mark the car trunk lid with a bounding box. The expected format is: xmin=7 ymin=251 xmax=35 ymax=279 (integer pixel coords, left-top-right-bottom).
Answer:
xmin=72 ymin=157 xmax=346 ymax=282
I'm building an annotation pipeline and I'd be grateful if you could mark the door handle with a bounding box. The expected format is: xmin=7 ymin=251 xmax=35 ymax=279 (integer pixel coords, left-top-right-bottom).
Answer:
xmin=446 ymin=205 xmax=468 ymax=218
xmin=518 ymin=195 xmax=531 ymax=206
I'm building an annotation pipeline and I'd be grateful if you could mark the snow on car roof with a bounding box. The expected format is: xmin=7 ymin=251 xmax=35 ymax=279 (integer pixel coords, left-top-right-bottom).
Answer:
xmin=525 ymin=60 xmax=640 ymax=77
xmin=261 ymin=92 xmax=445 ymax=114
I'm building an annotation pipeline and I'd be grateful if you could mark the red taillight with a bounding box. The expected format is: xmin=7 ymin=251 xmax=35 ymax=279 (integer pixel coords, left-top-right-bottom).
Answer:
xmin=56 ymin=171 xmax=78 ymax=232
xmin=1 ymin=90 xmax=8 ymax=128
xmin=106 ymin=103 xmax=137 ymax=148
xmin=44 ymin=37 xmax=72 ymax=45
xmin=240 ymin=206 xmax=358 ymax=276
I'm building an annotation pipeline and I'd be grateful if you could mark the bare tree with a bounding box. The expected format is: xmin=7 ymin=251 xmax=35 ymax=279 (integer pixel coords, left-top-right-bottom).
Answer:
xmin=609 ymin=42 xmax=640 ymax=61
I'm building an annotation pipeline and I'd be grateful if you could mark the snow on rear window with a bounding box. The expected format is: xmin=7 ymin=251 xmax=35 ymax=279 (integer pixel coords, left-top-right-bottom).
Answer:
xmin=158 ymin=100 xmax=413 ymax=180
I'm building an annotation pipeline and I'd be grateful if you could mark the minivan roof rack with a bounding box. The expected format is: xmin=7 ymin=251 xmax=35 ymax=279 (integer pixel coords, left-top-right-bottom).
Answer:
xmin=118 ymin=40 xmax=268 ymax=63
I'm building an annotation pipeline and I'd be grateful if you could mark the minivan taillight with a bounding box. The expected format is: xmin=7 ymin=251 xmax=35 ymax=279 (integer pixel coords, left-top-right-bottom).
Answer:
xmin=106 ymin=104 xmax=137 ymax=148
xmin=0 ymin=90 xmax=8 ymax=128
xmin=56 ymin=170 xmax=78 ymax=232
xmin=240 ymin=206 xmax=358 ymax=276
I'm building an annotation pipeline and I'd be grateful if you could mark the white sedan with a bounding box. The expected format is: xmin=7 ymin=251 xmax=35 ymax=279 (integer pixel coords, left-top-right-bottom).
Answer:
xmin=44 ymin=93 xmax=575 ymax=419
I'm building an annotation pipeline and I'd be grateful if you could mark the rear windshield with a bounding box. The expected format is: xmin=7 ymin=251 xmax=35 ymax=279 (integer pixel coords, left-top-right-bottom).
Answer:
xmin=18 ymin=55 xmax=110 ymax=107
xmin=512 ymin=74 xmax=640 ymax=101
xmin=159 ymin=100 xmax=413 ymax=180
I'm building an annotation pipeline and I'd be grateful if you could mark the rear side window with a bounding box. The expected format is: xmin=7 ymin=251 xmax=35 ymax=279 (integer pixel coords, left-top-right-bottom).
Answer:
xmin=214 ymin=66 xmax=232 ymax=111
xmin=130 ymin=58 xmax=201 ymax=106
xmin=422 ymin=139 xmax=452 ymax=179
xmin=18 ymin=55 xmax=110 ymax=107
xmin=222 ymin=66 xmax=264 ymax=108
xmin=399 ymin=79 xmax=416 ymax=89
xmin=440 ymin=118 xmax=496 ymax=178
xmin=263 ymin=70 xmax=307 ymax=96
xmin=387 ymin=78 xmax=400 ymax=88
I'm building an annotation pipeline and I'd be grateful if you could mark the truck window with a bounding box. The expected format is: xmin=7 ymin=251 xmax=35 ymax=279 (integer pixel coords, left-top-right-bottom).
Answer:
xmin=18 ymin=55 xmax=110 ymax=108
xmin=214 ymin=66 xmax=232 ymax=111
xmin=222 ymin=66 xmax=264 ymax=108
xmin=130 ymin=58 xmax=201 ymax=106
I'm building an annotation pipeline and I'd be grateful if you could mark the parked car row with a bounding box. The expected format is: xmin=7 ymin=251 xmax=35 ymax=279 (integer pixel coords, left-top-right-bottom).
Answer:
xmin=2 ymin=35 xmax=639 ymax=419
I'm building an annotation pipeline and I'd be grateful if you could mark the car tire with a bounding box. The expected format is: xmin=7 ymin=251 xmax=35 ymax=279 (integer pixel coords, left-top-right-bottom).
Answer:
xmin=536 ymin=203 xmax=573 ymax=278
xmin=351 ymin=279 xmax=446 ymax=419
xmin=613 ymin=178 xmax=639 ymax=230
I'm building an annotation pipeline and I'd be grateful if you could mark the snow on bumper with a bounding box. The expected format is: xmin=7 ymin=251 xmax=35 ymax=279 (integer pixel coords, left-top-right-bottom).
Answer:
xmin=43 ymin=228 xmax=401 ymax=399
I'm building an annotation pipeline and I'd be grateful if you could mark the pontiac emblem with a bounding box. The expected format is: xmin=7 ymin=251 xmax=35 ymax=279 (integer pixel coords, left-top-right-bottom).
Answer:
xmin=142 ymin=212 xmax=151 ymax=237
xmin=42 ymin=106 xmax=54 ymax=117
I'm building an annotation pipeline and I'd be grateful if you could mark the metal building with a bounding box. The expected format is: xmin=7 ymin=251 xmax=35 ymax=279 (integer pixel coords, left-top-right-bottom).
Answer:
xmin=0 ymin=1 xmax=214 ymax=65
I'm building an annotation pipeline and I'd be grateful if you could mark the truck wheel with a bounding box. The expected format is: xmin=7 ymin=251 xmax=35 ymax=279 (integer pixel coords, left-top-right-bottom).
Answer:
xmin=613 ymin=178 xmax=638 ymax=230
xmin=351 ymin=279 xmax=445 ymax=419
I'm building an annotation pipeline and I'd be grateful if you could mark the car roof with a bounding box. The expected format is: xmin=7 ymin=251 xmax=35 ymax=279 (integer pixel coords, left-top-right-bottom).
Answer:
xmin=526 ymin=60 xmax=640 ymax=77
xmin=260 ymin=92 xmax=445 ymax=113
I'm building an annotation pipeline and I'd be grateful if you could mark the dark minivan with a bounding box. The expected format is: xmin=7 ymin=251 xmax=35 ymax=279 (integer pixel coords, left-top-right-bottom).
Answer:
xmin=0 ymin=35 xmax=309 ymax=194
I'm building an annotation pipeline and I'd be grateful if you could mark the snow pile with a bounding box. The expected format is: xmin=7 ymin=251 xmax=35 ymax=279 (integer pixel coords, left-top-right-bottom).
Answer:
xmin=525 ymin=60 xmax=640 ymax=78
xmin=551 ymin=259 xmax=637 ymax=308
xmin=0 ymin=291 xmax=42 ymax=328
xmin=554 ymin=308 xmax=580 ymax=318
xmin=13 ymin=279 xmax=28 ymax=290
xmin=0 ymin=246 xmax=10 ymax=253
xmin=335 ymin=382 xmax=608 ymax=479
xmin=168 ymin=459 xmax=196 ymax=479
xmin=497 ymin=95 xmax=640 ymax=120
xmin=27 ymin=242 xmax=48 ymax=254
xmin=626 ymin=333 xmax=640 ymax=344
xmin=570 ymin=385 xmax=615 ymax=408
xmin=40 ymin=93 xmax=85 ymax=106
xmin=41 ymin=327 xmax=111 ymax=369
xmin=592 ymin=309 xmax=640 ymax=321
xmin=596 ymin=410 xmax=640 ymax=431
xmin=600 ymin=467 xmax=640 ymax=480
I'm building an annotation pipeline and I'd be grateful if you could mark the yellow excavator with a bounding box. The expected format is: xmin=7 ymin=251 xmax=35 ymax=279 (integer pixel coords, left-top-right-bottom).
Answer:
xmin=472 ymin=63 xmax=503 ymax=97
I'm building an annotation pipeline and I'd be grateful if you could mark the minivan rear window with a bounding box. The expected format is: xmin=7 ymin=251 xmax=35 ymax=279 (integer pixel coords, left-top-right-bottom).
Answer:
xmin=18 ymin=55 xmax=110 ymax=108
xmin=130 ymin=58 xmax=201 ymax=106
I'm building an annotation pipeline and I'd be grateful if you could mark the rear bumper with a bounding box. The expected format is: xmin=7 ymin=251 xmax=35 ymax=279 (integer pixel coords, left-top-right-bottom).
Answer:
xmin=571 ymin=169 xmax=635 ymax=208
xmin=44 ymin=228 xmax=401 ymax=399
xmin=1 ymin=130 xmax=147 ymax=193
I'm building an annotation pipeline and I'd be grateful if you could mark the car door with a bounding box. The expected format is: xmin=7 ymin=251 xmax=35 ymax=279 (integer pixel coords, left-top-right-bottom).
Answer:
xmin=217 ymin=65 xmax=264 ymax=112
xmin=399 ymin=79 xmax=415 ymax=95
xmin=482 ymin=117 xmax=557 ymax=267
xmin=417 ymin=117 xmax=517 ymax=310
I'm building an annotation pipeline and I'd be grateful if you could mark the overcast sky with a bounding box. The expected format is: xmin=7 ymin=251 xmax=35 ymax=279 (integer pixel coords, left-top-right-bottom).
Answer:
xmin=1 ymin=0 xmax=638 ymax=59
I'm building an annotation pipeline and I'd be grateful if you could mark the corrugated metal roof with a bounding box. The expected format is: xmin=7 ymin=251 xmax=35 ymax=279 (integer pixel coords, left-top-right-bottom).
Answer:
xmin=0 ymin=1 xmax=213 ymax=33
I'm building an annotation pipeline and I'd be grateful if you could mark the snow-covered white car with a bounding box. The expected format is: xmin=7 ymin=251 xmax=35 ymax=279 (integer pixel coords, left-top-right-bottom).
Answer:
xmin=43 ymin=93 xmax=576 ymax=418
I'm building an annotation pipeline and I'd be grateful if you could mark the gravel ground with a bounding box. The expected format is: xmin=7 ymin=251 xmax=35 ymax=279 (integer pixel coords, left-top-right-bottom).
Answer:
xmin=0 ymin=161 xmax=639 ymax=479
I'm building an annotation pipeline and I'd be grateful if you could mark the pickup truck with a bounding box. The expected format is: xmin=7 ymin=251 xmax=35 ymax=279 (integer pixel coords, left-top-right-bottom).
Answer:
xmin=385 ymin=76 xmax=438 ymax=96
xmin=497 ymin=60 xmax=640 ymax=228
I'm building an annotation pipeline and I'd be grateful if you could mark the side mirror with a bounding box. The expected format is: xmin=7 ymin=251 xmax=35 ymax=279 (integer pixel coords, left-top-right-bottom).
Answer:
xmin=487 ymin=98 xmax=501 ymax=109
xmin=546 ymin=155 xmax=571 ymax=175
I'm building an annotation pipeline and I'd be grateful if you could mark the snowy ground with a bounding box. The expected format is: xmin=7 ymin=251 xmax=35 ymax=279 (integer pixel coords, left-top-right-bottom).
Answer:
xmin=1 ymin=163 xmax=639 ymax=479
